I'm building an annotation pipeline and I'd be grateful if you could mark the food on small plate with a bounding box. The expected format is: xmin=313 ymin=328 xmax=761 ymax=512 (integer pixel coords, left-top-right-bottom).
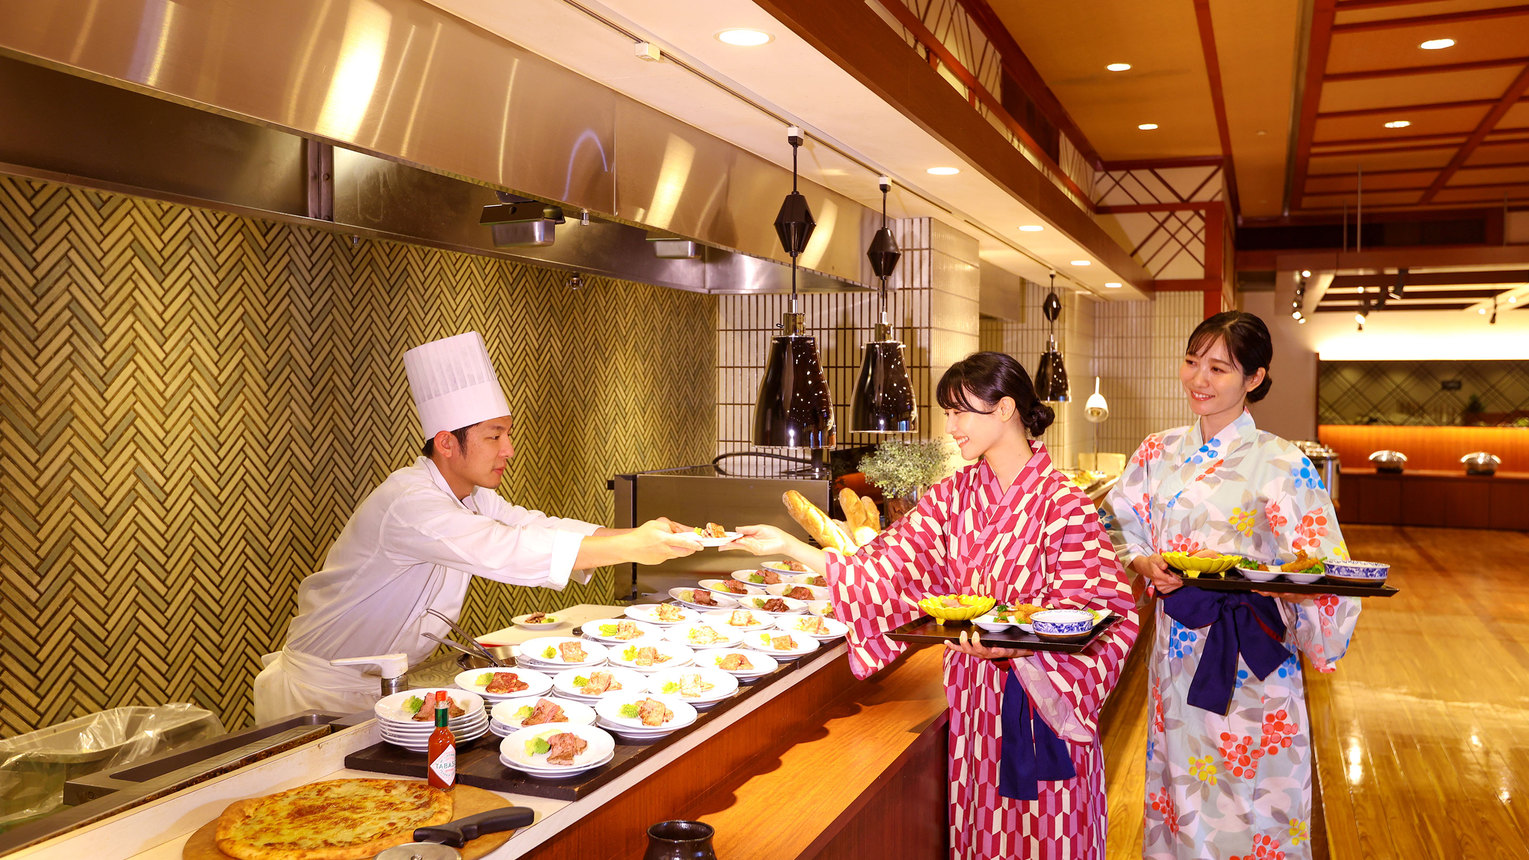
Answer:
xmin=793 ymin=616 xmax=830 ymax=636
xmin=212 ymin=778 xmax=452 ymax=860
xmin=717 ymin=653 xmax=753 ymax=671
xmin=783 ymin=585 xmax=814 ymax=600
xmin=717 ymin=579 xmax=751 ymax=594
xmin=770 ymin=634 xmax=797 ymax=651
xmin=528 ymin=731 xmax=587 ymax=766
xmin=515 ymin=697 xmax=568 ymax=727
xmin=684 ymin=625 xmax=726 ymax=645
xmin=596 ymin=620 xmax=647 ymax=640
xmin=655 ymin=603 xmax=685 ymax=623
xmin=688 ymin=589 xmax=716 ymax=606
xmin=619 ymin=697 xmax=674 ymax=727
xmin=806 ymin=600 xmax=836 ymax=619
xmin=660 ymin=673 xmax=715 ymax=697
xmin=759 ymin=598 xmax=790 ymax=613
xmin=558 ymin=641 xmax=588 ymax=662
xmin=762 ymin=559 xmax=810 ymax=572
xmin=482 ymin=673 xmax=529 ymax=695
xmin=623 ymin=644 xmax=668 ymax=668
xmin=407 ymin=690 xmax=466 ymax=721
xmin=512 ymin=611 xmax=561 ymax=630
xmin=523 ymin=612 xmax=548 ymax=624
xmin=1280 ymin=552 xmax=1325 ymax=573
xmin=916 ymin=594 xmax=995 ymax=623
xmin=580 ymin=671 xmax=622 ymax=695
xmin=698 ymin=522 xmax=728 ymax=538
xmin=738 ymin=569 xmax=781 ymax=585
xmin=729 ymin=610 xmax=759 ymax=627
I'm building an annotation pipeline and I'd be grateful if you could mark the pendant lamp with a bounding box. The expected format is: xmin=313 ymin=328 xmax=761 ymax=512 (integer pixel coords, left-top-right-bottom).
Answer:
xmin=1034 ymin=272 xmax=1070 ymax=402
xmin=850 ymin=176 xmax=917 ymax=433
xmin=753 ymin=126 xmax=836 ymax=449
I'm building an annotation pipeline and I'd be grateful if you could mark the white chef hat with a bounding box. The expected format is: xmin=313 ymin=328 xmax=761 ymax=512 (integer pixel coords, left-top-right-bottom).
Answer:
xmin=403 ymin=332 xmax=512 ymax=438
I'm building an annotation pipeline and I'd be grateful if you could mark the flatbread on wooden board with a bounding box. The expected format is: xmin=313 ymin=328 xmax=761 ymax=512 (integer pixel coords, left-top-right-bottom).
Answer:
xmin=183 ymin=783 xmax=517 ymax=860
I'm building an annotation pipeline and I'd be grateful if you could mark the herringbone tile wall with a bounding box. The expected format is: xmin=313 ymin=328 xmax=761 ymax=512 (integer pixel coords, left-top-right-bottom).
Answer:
xmin=0 ymin=175 xmax=716 ymax=735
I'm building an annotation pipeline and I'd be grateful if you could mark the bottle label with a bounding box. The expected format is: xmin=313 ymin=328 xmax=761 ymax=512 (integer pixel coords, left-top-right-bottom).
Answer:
xmin=429 ymin=746 xmax=456 ymax=787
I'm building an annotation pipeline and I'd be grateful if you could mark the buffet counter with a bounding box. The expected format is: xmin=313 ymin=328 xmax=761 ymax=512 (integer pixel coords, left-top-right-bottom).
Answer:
xmin=8 ymin=606 xmax=949 ymax=860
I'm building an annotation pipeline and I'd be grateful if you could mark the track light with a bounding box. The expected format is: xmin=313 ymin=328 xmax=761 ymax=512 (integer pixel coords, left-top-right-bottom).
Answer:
xmin=1389 ymin=267 xmax=1407 ymax=300
xmin=1490 ymin=296 xmax=1498 ymax=325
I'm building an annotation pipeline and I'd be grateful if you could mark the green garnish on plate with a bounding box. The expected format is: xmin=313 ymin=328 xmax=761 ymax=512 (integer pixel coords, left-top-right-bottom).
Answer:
xmin=525 ymin=736 xmax=551 ymax=756
xmin=619 ymin=703 xmax=640 ymax=718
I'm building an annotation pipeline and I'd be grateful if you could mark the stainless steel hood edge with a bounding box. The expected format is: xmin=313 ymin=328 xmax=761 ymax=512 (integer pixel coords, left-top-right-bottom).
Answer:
xmin=0 ymin=0 xmax=877 ymax=292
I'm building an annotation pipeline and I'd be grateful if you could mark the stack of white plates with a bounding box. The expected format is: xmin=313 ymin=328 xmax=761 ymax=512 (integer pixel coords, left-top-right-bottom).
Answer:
xmin=701 ymin=608 xmax=774 ymax=632
xmin=623 ymin=603 xmax=698 ymax=626
xmin=375 ymin=688 xmax=488 ymax=751
xmin=741 ymin=629 xmax=821 ymax=660
xmin=646 ymin=667 xmax=739 ymax=709
xmin=663 ymin=622 xmax=741 ymax=649
xmin=606 ymin=640 xmax=694 ymax=673
xmin=489 ymin=696 xmax=596 ymax=736
xmin=594 ymin=693 xmax=697 ymax=740
xmin=515 ymin=637 xmax=609 ymax=672
xmin=578 ymin=617 xmax=663 ymax=644
xmin=452 ymin=667 xmax=553 ymax=703
xmin=773 ymin=614 xmax=849 ymax=642
xmin=499 ymin=723 xmax=615 ymax=778
xmin=550 ymin=666 xmax=649 ymax=704
xmin=693 ymin=648 xmax=778 ymax=680
xmin=667 ymin=587 xmax=740 ymax=611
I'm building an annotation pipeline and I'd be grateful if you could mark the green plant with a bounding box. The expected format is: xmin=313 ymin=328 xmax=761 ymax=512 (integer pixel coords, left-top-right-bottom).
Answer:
xmin=859 ymin=438 xmax=954 ymax=499
xmin=1464 ymin=394 xmax=1485 ymax=413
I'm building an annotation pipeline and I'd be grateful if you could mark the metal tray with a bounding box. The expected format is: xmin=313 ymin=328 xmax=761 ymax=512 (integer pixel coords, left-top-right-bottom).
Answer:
xmin=1173 ymin=568 xmax=1398 ymax=597
xmin=886 ymin=614 xmax=1125 ymax=654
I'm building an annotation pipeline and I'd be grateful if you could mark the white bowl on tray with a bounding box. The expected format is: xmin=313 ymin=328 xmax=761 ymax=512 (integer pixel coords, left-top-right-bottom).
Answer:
xmin=1235 ymin=565 xmax=1281 ymax=582
xmin=1323 ymin=559 xmax=1390 ymax=584
xmin=1028 ymin=609 xmax=1097 ymax=640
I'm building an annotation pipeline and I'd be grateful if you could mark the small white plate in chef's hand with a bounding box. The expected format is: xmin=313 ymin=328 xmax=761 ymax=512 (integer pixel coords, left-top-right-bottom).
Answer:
xmin=624 ymin=603 xmax=698 ymax=626
xmin=512 ymin=613 xmax=563 ymax=630
xmin=700 ymin=578 xmax=763 ymax=597
xmin=701 ymin=608 xmax=774 ymax=631
xmin=667 ymin=587 xmax=740 ymax=611
xmin=692 ymin=531 xmax=742 ymax=548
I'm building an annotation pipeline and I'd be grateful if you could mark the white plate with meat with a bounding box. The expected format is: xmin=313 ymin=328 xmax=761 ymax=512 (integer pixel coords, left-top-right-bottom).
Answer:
xmin=550 ymin=666 xmax=647 ymax=702
xmin=765 ymin=582 xmax=830 ymax=602
xmin=736 ymin=595 xmax=807 ymax=615
xmin=500 ymin=723 xmax=615 ymax=776
xmin=698 ymin=578 xmax=762 ymax=598
xmin=700 ymin=608 xmax=775 ymax=632
xmin=453 ymin=667 xmax=554 ymax=700
xmin=667 ymin=587 xmax=741 ymax=611
xmin=693 ymin=647 xmax=779 ymax=679
xmin=375 ymin=688 xmax=485 ymax=726
xmin=516 ymin=637 xmax=609 ymax=669
xmin=663 ymin=622 xmax=742 ymax=649
xmin=623 ymin=602 xmax=699 ymax=626
xmin=511 ymin=612 xmax=563 ymax=630
xmin=578 ymin=617 xmax=664 ymax=644
xmin=760 ymin=560 xmax=812 ymax=576
xmin=489 ymin=696 xmax=597 ymax=734
xmin=646 ymin=667 xmax=739 ymax=707
xmin=743 ymin=630 xmax=821 ymax=658
xmin=773 ymin=614 xmax=849 ymax=641
xmin=731 ymin=568 xmax=788 ymax=587
xmin=606 ymin=640 xmax=695 ymax=672
xmin=594 ymin=692 xmax=697 ymax=736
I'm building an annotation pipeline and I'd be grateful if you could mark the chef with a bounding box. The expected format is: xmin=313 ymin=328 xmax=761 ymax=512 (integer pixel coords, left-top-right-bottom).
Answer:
xmin=254 ymin=331 xmax=700 ymax=720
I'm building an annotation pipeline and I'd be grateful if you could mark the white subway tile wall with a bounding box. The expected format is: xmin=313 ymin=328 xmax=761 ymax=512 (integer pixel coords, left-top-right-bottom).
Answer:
xmin=1093 ymin=291 xmax=1203 ymax=457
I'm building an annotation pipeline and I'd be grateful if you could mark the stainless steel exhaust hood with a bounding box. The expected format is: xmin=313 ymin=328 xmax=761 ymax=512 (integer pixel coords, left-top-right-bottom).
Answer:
xmin=0 ymin=0 xmax=881 ymax=293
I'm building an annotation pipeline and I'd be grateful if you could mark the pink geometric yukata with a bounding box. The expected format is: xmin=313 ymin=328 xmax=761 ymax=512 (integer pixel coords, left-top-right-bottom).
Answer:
xmin=825 ymin=442 xmax=1139 ymax=859
xmin=1107 ymin=411 xmax=1361 ymax=860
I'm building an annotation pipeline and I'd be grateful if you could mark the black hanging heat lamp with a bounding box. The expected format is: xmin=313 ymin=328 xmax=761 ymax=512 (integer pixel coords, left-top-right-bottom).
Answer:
xmin=753 ymin=126 xmax=836 ymax=449
xmin=850 ymin=176 xmax=917 ymax=433
xmin=1034 ymin=272 xmax=1070 ymax=402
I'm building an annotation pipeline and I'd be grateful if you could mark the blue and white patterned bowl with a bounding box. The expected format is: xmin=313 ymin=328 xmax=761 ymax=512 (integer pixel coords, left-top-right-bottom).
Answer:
xmin=1323 ymin=559 xmax=1389 ymax=583
xmin=1029 ymin=609 xmax=1095 ymax=639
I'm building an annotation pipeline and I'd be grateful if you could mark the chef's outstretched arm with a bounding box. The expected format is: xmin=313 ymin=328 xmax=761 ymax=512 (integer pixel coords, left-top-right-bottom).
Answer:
xmin=573 ymin=517 xmax=701 ymax=568
xmin=723 ymin=524 xmax=827 ymax=574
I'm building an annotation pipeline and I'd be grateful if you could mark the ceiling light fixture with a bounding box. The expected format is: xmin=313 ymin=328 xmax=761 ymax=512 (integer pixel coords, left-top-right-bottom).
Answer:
xmin=1300 ymin=269 xmax=1312 ymax=278
xmin=850 ymin=177 xmax=916 ymax=434
xmin=716 ymin=28 xmax=773 ymax=47
xmin=1389 ymin=268 xmax=1407 ymax=300
xmin=1420 ymin=38 xmax=1455 ymax=50
xmin=1071 ymin=260 xmax=1092 ymax=266
xmin=1034 ymin=272 xmax=1070 ymax=402
xmin=1105 ymin=282 xmax=1122 ymax=289
xmin=753 ymin=126 xmax=834 ymax=450
xmin=1107 ymin=62 xmax=1132 ymax=72
xmin=1138 ymin=123 xmax=1159 ymax=131
xmin=926 ymin=166 xmax=960 ymax=175
xmin=1384 ymin=120 xmax=1411 ymax=129
xmin=1019 ymin=225 xmax=1044 ymax=232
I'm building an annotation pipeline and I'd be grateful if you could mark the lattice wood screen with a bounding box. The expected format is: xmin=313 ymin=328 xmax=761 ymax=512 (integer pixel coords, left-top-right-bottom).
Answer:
xmin=0 ymin=175 xmax=716 ymax=734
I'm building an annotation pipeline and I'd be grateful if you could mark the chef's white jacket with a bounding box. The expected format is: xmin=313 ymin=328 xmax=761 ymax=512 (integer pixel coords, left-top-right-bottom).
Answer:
xmin=253 ymin=457 xmax=599 ymax=721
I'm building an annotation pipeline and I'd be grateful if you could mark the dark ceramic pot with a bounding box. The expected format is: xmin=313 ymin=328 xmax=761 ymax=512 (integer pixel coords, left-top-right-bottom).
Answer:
xmin=643 ymin=820 xmax=717 ymax=860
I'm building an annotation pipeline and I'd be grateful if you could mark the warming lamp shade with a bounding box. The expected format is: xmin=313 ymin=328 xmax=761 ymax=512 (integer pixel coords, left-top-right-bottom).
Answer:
xmin=753 ymin=327 xmax=836 ymax=448
xmin=850 ymin=339 xmax=916 ymax=433
xmin=1034 ymin=335 xmax=1070 ymax=402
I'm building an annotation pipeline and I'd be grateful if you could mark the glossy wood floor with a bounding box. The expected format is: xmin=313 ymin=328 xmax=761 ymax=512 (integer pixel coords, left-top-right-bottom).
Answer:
xmin=1102 ymin=525 xmax=1529 ymax=859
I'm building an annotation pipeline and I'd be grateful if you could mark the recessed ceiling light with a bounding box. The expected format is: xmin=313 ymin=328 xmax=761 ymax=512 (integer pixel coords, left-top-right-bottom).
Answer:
xmin=1105 ymin=282 xmax=1122 ymax=288
xmin=926 ymin=166 xmax=960 ymax=175
xmin=1478 ymin=307 xmax=1488 ymax=314
xmin=716 ymin=28 xmax=773 ymax=47
xmin=1071 ymin=260 xmax=1092 ymax=266
xmin=1018 ymin=225 xmax=1044 ymax=232
xmin=1420 ymin=38 xmax=1455 ymax=50
xmin=1138 ymin=123 xmax=1159 ymax=131
xmin=1384 ymin=120 xmax=1411 ymax=129
xmin=1107 ymin=63 xmax=1132 ymax=72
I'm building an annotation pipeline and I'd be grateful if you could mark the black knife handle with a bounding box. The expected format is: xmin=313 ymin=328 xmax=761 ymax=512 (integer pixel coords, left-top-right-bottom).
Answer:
xmin=414 ymin=807 xmax=536 ymax=847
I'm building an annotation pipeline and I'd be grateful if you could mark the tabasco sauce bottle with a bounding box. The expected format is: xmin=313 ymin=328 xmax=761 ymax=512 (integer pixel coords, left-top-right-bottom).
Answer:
xmin=426 ymin=690 xmax=456 ymax=790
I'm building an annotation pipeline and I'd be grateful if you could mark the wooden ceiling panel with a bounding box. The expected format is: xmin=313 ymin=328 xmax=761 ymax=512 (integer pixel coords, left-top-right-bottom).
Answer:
xmin=1305 ymin=170 xmax=1439 ymax=193
xmin=1313 ymin=104 xmax=1490 ymax=143
xmin=1308 ymin=146 xmax=1454 ymax=174
xmin=1210 ymin=0 xmax=1302 ymax=218
xmin=1496 ymin=100 xmax=1529 ymax=129
xmin=1466 ymin=139 xmax=1529 ymax=165
xmin=1333 ymin=0 xmax=1529 ymax=27
xmin=1448 ymin=164 xmax=1529 ymax=185
xmin=1302 ymin=190 xmax=1424 ymax=209
xmin=1432 ymin=185 xmax=1529 ymax=202
xmin=1318 ymin=67 xmax=1520 ymax=113
xmin=1326 ymin=15 xmax=1529 ymax=75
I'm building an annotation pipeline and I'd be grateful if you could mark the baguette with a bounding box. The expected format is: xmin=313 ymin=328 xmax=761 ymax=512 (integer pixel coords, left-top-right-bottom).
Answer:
xmin=838 ymin=487 xmax=865 ymax=532
xmin=782 ymin=490 xmax=856 ymax=554
xmin=860 ymin=496 xmax=881 ymax=533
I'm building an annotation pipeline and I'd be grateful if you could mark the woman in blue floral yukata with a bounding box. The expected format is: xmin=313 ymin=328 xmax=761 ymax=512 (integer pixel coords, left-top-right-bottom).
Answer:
xmin=1106 ymin=311 xmax=1362 ymax=860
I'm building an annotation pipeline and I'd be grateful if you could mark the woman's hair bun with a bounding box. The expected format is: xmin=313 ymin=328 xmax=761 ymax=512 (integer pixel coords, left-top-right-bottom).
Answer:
xmin=1026 ymin=401 xmax=1055 ymax=435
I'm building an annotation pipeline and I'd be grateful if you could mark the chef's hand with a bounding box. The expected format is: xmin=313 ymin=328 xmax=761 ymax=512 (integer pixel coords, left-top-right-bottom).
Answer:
xmin=944 ymin=628 xmax=1032 ymax=660
xmin=626 ymin=518 xmax=703 ymax=564
xmin=652 ymin=517 xmax=693 ymax=534
xmin=1133 ymin=553 xmax=1181 ymax=595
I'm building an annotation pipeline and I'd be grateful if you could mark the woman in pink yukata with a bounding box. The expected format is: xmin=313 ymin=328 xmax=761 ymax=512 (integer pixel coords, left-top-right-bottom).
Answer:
xmin=1105 ymin=311 xmax=1361 ymax=860
xmin=729 ymin=351 xmax=1139 ymax=859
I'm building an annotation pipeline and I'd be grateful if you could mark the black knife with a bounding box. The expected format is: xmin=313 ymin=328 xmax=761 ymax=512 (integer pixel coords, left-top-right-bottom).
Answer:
xmin=412 ymin=806 xmax=535 ymax=848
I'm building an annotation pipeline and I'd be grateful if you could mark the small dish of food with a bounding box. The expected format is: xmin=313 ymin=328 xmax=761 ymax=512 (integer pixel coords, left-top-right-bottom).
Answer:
xmin=692 ymin=522 xmax=742 ymax=548
xmin=594 ymin=693 xmax=698 ymax=735
xmin=579 ymin=618 xmax=664 ymax=644
xmin=744 ymin=630 xmax=821 ymax=658
xmin=738 ymin=595 xmax=807 ymax=615
xmin=453 ymin=667 xmax=554 ymax=699
xmin=551 ymin=666 xmax=647 ymax=701
xmin=700 ymin=578 xmax=762 ymax=597
xmin=732 ymin=568 xmax=787 ymax=586
xmin=1028 ymin=609 xmax=1098 ymax=640
xmin=774 ymin=613 xmax=848 ymax=641
xmin=804 ymin=599 xmax=838 ymax=620
xmin=516 ymin=637 xmax=609 ymax=668
xmin=1160 ymin=552 xmax=1241 ymax=576
xmin=1231 ymin=557 xmax=1281 ymax=582
xmin=663 ymin=622 xmax=742 ymax=649
xmin=606 ymin=640 xmax=695 ymax=672
xmin=1323 ymin=559 xmax=1389 ymax=584
xmin=500 ymin=723 xmax=615 ymax=774
xmin=512 ymin=612 xmax=562 ymax=630
xmin=761 ymin=559 xmax=811 ymax=574
xmin=694 ymin=647 xmax=779 ymax=678
xmin=917 ymin=594 xmax=996 ymax=623
xmin=623 ymin=602 xmax=698 ymax=626
xmin=489 ymin=695 xmax=597 ymax=731
xmin=668 ymin=586 xmax=740 ymax=611
xmin=972 ymin=603 xmax=1044 ymax=632
xmin=765 ymin=582 xmax=829 ymax=601
xmin=646 ymin=667 xmax=739 ymax=706
xmin=700 ymin=608 xmax=775 ymax=631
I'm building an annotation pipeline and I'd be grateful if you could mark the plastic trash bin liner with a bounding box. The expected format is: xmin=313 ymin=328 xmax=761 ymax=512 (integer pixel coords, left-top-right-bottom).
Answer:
xmin=0 ymin=703 xmax=223 ymax=831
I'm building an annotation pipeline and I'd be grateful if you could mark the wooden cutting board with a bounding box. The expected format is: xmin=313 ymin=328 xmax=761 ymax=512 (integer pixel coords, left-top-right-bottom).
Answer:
xmin=182 ymin=783 xmax=517 ymax=860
